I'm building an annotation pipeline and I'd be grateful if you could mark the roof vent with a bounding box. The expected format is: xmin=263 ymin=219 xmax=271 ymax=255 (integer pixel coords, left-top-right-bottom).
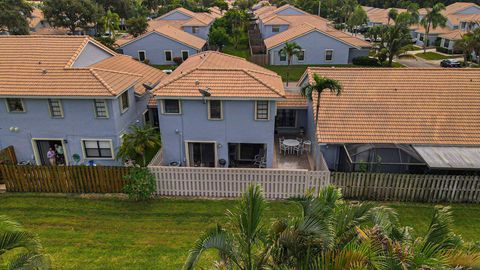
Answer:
xmin=42 ymin=69 xmax=48 ymax=75
xmin=38 ymin=61 xmax=42 ymax=65
xmin=195 ymin=80 xmax=200 ymax=86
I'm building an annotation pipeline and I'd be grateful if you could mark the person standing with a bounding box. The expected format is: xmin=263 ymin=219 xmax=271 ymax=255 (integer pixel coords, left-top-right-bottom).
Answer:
xmin=47 ymin=147 xmax=56 ymax=166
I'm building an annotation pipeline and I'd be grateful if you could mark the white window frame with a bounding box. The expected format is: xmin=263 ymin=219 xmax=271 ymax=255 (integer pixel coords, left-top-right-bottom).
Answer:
xmin=279 ymin=50 xmax=286 ymax=62
xmin=184 ymin=140 xmax=218 ymax=167
xmin=138 ymin=50 xmax=146 ymax=62
xmin=161 ymin=99 xmax=182 ymax=115
xmin=325 ymin=49 xmax=334 ymax=62
xmin=81 ymin=139 xmax=115 ymax=160
xmin=255 ymin=100 xmax=270 ymax=121
xmin=272 ymin=26 xmax=280 ymax=32
xmin=5 ymin=98 xmax=26 ymax=113
xmin=48 ymin=99 xmax=64 ymax=118
xmin=164 ymin=50 xmax=173 ymax=62
xmin=192 ymin=26 xmax=199 ymax=34
xmin=93 ymin=99 xmax=109 ymax=119
xmin=119 ymin=91 xmax=129 ymax=114
xmin=297 ymin=49 xmax=305 ymax=62
xmin=207 ymin=100 xmax=223 ymax=120
xmin=181 ymin=50 xmax=189 ymax=61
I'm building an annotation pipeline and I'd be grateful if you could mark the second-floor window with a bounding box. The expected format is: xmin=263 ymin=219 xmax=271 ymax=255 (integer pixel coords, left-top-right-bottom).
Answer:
xmin=208 ymin=100 xmax=222 ymax=120
xmin=272 ymin=26 xmax=280 ymax=32
xmin=255 ymin=101 xmax=269 ymax=120
xmin=138 ymin=51 xmax=146 ymax=62
xmin=325 ymin=49 xmax=334 ymax=61
xmin=165 ymin=50 xmax=172 ymax=62
xmin=5 ymin=98 xmax=25 ymax=112
xmin=162 ymin=99 xmax=181 ymax=114
xmin=94 ymin=99 xmax=109 ymax=118
xmin=48 ymin=99 xmax=63 ymax=118
xmin=120 ymin=91 xmax=129 ymax=113
xmin=192 ymin=26 xmax=199 ymax=34
xmin=297 ymin=50 xmax=305 ymax=62
xmin=182 ymin=50 xmax=189 ymax=61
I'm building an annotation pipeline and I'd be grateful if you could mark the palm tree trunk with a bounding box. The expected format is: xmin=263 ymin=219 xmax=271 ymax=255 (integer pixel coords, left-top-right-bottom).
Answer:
xmin=286 ymin=57 xmax=291 ymax=87
xmin=315 ymin=94 xmax=321 ymax=127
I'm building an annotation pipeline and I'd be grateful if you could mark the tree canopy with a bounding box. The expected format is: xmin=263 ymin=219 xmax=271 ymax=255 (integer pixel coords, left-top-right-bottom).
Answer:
xmin=0 ymin=0 xmax=33 ymax=35
xmin=42 ymin=0 xmax=102 ymax=34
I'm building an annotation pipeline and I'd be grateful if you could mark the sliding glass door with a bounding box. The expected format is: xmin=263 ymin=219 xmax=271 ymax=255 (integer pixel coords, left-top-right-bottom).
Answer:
xmin=187 ymin=142 xmax=215 ymax=167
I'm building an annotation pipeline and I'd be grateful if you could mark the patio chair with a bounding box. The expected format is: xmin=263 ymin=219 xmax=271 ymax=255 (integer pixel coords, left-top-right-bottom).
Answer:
xmin=293 ymin=145 xmax=301 ymax=156
xmin=280 ymin=143 xmax=288 ymax=156
xmin=254 ymin=156 xmax=266 ymax=167
xmin=253 ymin=154 xmax=264 ymax=164
xmin=296 ymin=137 xmax=303 ymax=143
xmin=303 ymin=140 xmax=312 ymax=153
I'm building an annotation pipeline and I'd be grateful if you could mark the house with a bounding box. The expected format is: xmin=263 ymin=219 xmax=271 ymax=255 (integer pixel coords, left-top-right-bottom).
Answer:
xmin=298 ymin=68 xmax=480 ymax=173
xmin=0 ymin=36 xmax=166 ymax=166
xmin=117 ymin=7 xmax=219 ymax=64
xmin=362 ymin=6 xmax=407 ymax=27
xmin=254 ymin=5 xmax=371 ymax=65
xmin=437 ymin=15 xmax=480 ymax=55
xmin=151 ymin=51 xmax=288 ymax=168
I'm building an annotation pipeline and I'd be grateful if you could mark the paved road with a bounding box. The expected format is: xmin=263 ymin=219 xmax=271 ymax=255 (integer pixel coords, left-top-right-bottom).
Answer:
xmin=396 ymin=57 xmax=439 ymax=67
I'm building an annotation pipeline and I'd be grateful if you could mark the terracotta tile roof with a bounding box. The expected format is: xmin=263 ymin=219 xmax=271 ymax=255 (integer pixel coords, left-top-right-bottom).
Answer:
xmin=91 ymin=55 xmax=168 ymax=95
xmin=159 ymin=7 xmax=216 ymax=26
xmin=153 ymin=51 xmax=285 ymax=99
xmin=304 ymin=68 xmax=480 ymax=145
xmin=264 ymin=21 xmax=371 ymax=49
xmin=438 ymin=29 xmax=467 ymax=40
xmin=30 ymin=27 xmax=69 ymax=35
xmin=117 ymin=24 xmax=206 ymax=49
xmin=254 ymin=5 xmax=277 ymax=17
xmin=277 ymin=91 xmax=307 ymax=108
xmin=410 ymin=24 xmax=452 ymax=34
xmin=29 ymin=8 xmax=44 ymax=28
xmin=362 ymin=6 xmax=406 ymax=25
xmin=0 ymin=36 xmax=161 ymax=97
xmin=444 ymin=2 xmax=479 ymax=14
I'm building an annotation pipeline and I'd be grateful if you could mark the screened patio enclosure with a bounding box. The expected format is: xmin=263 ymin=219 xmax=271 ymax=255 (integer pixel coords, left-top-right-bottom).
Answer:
xmin=338 ymin=143 xmax=427 ymax=173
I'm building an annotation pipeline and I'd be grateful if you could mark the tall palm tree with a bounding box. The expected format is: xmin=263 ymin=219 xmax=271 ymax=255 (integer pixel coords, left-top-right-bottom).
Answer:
xmin=183 ymin=184 xmax=269 ymax=270
xmin=0 ymin=216 xmax=51 ymax=270
xmin=455 ymin=32 xmax=476 ymax=66
xmin=279 ymin=42 xmax=302 ymax=86
xmin=387 ymin=8 xmax=398 ymax=25
xmin=420 ymin=3 xmax=447 ymax=53
xmin=117 ymin=124 xmax=161 ymax=166
xmin=301 ymin=74 xmax=342 ymax=127
xmin=406 ymin=3 xmax=420 ymax=25
xmin=100 ymin=9 xmax=120 ymax=39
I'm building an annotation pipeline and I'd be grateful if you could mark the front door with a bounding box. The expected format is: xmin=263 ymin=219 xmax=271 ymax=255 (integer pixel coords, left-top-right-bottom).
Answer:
xmin=187 ymin=142 xmax=215 ymax=167
xmin=34 ymin=139 xmax=66 ymax=165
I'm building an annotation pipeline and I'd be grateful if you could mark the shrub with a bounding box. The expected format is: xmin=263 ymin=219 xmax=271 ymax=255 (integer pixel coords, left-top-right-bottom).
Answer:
xmin=173 ymin=56 xmax=183 ymax=65
xmin=123 ymin=167 xmax=156 ymax=201
xmin=352 ymin=56 xmax=380 ymax=66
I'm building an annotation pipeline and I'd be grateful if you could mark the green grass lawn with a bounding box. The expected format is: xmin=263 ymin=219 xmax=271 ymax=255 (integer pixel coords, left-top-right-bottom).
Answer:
xmin=222 ymin=44 xmax=250 ymax=59
xmin=415 ymin=52 xmax=453 ymax=60
xmin=2 ymin=194 xmax=480 ymax=270
xmin=151 ymin=64 xmax=177 ymax=71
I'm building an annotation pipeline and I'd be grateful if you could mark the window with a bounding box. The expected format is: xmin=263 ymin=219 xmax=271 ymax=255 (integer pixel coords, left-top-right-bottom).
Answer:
xmin=279 ymin=51 xmax=286 ymax=61
xmin=461 ymin=21 xmax=467 ymax=29
xmin=138 ymin=51 xmax=146 ymax=62
xmin=82 ymin=140 xmax=113 ymax=159
xmin=192 ymin=26 xmax=199 ymax=34
xmin=208 ymin=100 xmax=222 ymax=120
xmin=162 ymin=99 xmax=181 ymax=114
xmin=5 ymin=98 xmax=25 ymax=112
xmin=143 ymin=109 xmax=150 ymax=124
xmin=275 ymin=109 xmax=296 ymax=127
xmin=419 ymin=34 xmax=424 ymax=41
xmin=444 ymin=39 xmax=450 ymax=48
xmin=255 ymin=101 xmax=269 ymax=120
xmin=297 ymin=50 xmax=305 ymax=62
xmin=325 ymin=49 xmax=334 ymax=61
xmin=272 ymin=26 xmax=280 ymax=32
xmin=164 ymin=50 xmax=172 ymax=62
xmin=119 ymin=91 xmax=129 ymax=113
xmin=94 ymin=99 xmax=109 ymax=118
xmin=181 ymin=50 xmax=189 ymax=61
xmin=48 ymin=99 xmax=63 ymax=118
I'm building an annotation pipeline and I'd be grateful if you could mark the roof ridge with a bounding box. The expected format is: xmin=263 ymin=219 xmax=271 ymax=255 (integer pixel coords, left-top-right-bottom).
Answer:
xmin=152 ymin=67 xmax=199 ymax=94
xmin=89 ymin=68 xmax=116 ymax=96
xmin=90 ymin=67 xmax=143 ymax=77
xmin=243 ymin=69 xmax=285 ymax=98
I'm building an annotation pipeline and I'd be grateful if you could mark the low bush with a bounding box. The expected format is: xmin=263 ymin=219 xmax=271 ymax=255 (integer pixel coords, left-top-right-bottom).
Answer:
xmin=352 ymin=56 xmax=381 ymax=66
xmin=123 ymin=167 xmax=156 ymax=201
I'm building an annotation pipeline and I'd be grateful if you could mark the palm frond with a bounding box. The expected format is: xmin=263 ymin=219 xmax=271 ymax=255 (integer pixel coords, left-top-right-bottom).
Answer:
xmin=7 ymin=252 xmax=51 ymax=270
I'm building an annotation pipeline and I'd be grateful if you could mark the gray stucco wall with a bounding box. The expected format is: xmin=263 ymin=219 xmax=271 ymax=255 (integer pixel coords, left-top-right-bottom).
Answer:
xmin=276 ymin=7 xmax=306 ymax=15
xmin=268 ymin=31 xmax=359 ymax=65
xmin=456 ymin=6 xmax=480 ymax=14
xmin=160 ymin=11 xmax=192 ymax=20
xmin=120 ymin=32 xmax=200 ymax=65
xmin=0 ymin=87 xmax=148 ymax=166
xmin=72 ymin=42 xmax=113 ymax=67
xmin=158 ymin=99 xmax=276 ymax=167
xmin=261 ymin=24 xmax=289 ymax=39
xmin=182 ymin=25 xmax=210 ymax=40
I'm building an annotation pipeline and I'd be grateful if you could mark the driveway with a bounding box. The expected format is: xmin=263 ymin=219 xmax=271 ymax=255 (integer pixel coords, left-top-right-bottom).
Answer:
xmin=396 ymin=57 xmax=439 ymax=67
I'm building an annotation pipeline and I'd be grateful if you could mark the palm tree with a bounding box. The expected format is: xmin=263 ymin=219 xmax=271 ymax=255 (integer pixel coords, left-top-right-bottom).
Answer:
xmin=387 ymin=8 xmax=398 ymax=25
xmin=301 ymin=74 xmax=342 ymax=127
xmin=406 ymin=3 xmax=420 ymax=25
xmin=279 ymin=42 xmax=302 ymax=86
xmin=183 ymin=184 xmax=269 ymax=270
xmin=0 ymin=216 xmax=51 ymax=270
xmin=117 ymin=124 xmax=161 ymax=167
xmin=380 ymin=12 xmax=413 ymax=66
xmin=455 ymin=32 xmax=476 ymax=66
xmin=420 ymin=3 xmax=447 ymax=53
xmin=100 ymin=9 xmax=120 ymax=39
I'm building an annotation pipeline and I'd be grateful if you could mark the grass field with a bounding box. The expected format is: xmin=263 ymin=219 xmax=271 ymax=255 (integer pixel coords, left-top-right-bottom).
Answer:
xmin=2 ymin=194 xmax=480 ymax=270
xmin=415 ymin=52 xmax=452 ymax=60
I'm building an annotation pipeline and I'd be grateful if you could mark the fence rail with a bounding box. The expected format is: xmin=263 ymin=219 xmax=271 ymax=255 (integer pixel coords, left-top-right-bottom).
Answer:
xmin=332 ymin=172 xmax=480 ymax=203
xmin=0 ymin=165 xmax=130 ymax=193
xmin=149 ymin=166 xmax=330 ymax=199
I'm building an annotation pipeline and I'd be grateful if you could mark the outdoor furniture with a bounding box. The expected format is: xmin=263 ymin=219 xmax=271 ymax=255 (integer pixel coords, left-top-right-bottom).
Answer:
xmin=282 ymin=139 xmax=300 ymax=154
xmin=280 ymin=143 xmax=288 ymax=156
xmin=303 ymin=140 xmax=312 ymax=153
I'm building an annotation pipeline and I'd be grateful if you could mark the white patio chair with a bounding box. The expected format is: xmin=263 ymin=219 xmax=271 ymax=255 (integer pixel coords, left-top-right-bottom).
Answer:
xmin=293 ymin=145 xmax=301 ymax=156
xmin=303 ymin=140 xmax=312 ymax=153
xmin=254 ymin=156 xmax=266 ymax=167
xmin=296 ymin=137 xmax=303 ymax=144
xmin=280 ymin=143 xmax=288 ymax=156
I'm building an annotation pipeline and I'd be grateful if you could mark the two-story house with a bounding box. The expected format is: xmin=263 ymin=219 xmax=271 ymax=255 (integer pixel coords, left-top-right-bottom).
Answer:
xmin=254 ymin=5 xmax=371 ymax=65
xmin=117 ymin=7 xmax=219 ymax=65
xmin=0 ymin=36 xmax=166 ymax=166
xmin=152 ymin=51 xmax=286 ymax=168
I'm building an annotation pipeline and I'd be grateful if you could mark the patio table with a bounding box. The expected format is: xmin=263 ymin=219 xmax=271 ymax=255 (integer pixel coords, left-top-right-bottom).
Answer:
xmin=283 ymin=139 xmax=300 ymax=154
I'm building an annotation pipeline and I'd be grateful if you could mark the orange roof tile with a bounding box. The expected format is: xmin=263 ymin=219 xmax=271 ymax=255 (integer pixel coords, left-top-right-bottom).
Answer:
xmin=277 ymin=91 xmax=307 ymax=108
xmin=362 ymin=6 xmax=406 ymax=25
xmin=438 ymin=29 xmax=467 ymax=40
xmin=153 ymin=51 xmax=285 ymax=99
xmin=303 ymin=68 xmax=480 ymax=145
xmin=0 ymin=36 xmax=162 ymax=97
xmin=117 ymin=24 xmax=206 ymax=49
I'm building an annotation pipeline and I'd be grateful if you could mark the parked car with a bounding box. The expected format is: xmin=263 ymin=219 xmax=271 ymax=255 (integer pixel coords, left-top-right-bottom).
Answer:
xmin=440 ymin=59 xmax=461 ymax=68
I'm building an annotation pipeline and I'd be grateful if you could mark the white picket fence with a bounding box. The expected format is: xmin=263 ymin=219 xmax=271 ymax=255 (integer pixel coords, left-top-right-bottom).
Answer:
xmin=148 ymin=166 xmax=331 ymax=199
